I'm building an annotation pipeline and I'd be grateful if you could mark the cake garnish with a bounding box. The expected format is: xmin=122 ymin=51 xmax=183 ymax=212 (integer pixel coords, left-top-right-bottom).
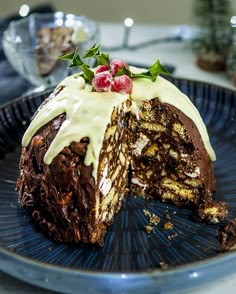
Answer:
xmin=59 ymin=43 xmax=170 ymax=93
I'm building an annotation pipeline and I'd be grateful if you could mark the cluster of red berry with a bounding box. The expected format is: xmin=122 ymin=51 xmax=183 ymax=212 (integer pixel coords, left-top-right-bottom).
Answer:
xmin=92 ymin=59 xmax=133 ymax=94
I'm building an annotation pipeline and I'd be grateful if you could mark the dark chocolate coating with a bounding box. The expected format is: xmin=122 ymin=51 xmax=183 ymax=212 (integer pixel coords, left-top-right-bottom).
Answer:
xmin=17 ymin=97 xmax=221 ymax=246
xmin=17 ymin=114 xmax=104 ymax=245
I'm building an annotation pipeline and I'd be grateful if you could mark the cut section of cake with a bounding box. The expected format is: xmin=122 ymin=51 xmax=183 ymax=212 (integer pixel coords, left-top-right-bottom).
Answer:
xmin=128 ymin=75 xmax=215 ymax=210
xmin=17 ymin=46 xmax=228 ymax=245
xmin=129 ymin=98 xmax=214 ymax=206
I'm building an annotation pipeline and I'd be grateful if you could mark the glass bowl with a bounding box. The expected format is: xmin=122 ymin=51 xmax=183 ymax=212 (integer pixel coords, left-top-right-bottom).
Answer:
xmin=2 ymin=12 xmax=99 ymax=87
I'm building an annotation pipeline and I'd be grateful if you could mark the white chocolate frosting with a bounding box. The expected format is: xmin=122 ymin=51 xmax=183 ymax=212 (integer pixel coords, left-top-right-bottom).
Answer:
xmin=22 ymin=67 xmax=216 ymax=181
xmin=22 ymin=73 xmax=128 ymax=179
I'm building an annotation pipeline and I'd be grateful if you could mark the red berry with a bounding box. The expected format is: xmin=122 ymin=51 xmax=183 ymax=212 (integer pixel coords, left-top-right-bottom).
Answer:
xmin=111 ymin=75 xmax=133 ymax=94
xmin=110 ymin=59 xmax=126 ymax=76
xmin=92 ymin=71 xmax=113 ymax=92
xmin=95 ymin=64 xmax=110 ymax=74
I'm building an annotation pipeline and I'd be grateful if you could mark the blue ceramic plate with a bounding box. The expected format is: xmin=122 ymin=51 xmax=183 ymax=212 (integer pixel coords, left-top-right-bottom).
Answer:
xmin=0 ymin=78 xmax=236 ymax=294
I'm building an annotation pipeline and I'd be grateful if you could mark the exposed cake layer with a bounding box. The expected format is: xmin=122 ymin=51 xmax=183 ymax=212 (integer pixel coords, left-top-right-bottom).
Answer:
xmin=130 ymin=70 xmax=215 ymax=161
xmin=129 ymin=98 xmax=215 ymax=207
xmin=96 ymin=105 xmax=129 ymax=225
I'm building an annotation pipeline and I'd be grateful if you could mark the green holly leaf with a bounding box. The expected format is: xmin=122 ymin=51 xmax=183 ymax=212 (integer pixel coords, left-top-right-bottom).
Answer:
xmin=83 ymin=44 xmax=100 ymax=58
xmin=59 ymin=50 xmax=77 ymax=61
xmin=83 ymin=44 xmax=109 ymax=65
xmin=80 ymin=64 xmax=94 ymax=83
xmin=59 ymin=49 xmax=84 ymax=67
xmin=60 ymin=48 xmax=94 ymax=82
xmin=59 ymin=44 xmax=171 ymax=85
xmin=150 ymin=59 xmax=170 ymax=78
xmin=95 ymin=52 xmax=110 ymax=65
xmin=131 ymin=59 xmax=171 ymax=81
xmin=114 ymin=66 xmax=131 ymax=77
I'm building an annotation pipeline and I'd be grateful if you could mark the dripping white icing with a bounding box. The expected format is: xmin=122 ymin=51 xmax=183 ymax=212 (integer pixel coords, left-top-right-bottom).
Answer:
xmin=22 ymin=67 xmax=216 ymax=182
xmin=22 ymin=74 xmax=128 ymax=179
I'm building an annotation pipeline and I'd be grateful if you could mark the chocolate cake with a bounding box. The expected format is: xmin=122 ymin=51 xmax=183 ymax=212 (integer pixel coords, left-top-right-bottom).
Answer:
xmin=17 ymin=55 xmax=227 ymax=245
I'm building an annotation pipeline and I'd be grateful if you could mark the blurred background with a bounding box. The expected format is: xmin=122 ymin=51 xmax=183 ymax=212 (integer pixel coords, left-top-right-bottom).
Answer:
xmin=0 ymin=0 xmax=236 ymax=106
xmin=1 ymin=0 xmax=236 ymax=24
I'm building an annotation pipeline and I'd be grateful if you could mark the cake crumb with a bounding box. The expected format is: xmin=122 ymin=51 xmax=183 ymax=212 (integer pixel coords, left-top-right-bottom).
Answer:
xmin=164 ymin=213 xmax=172 ymax=220
xmin=143 ymin=209 xmax=152 ymax=217
xmin=144 ymin=225 xmax=153 ymax=234
xmin=142 ymin=209 xmax=160 ymax=233
xmin=164 ymin=222 xmax=173 ymax=230
xmin=167 ymin=232 xmax=178 ymax=240
xmin=160 ymin=261 xmax=169 ymax=269
xmin=150 ymin=214 xmax=160 ymax=225
xmin=195 ymin=201 xmax=228 ymax=224
xmin=219 ymin=218 xmax=236 ymax=251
